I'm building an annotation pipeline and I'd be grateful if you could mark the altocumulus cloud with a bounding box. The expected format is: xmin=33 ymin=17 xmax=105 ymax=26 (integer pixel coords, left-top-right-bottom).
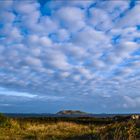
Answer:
xmin=0 ymin=0 xmax=140 ymax=113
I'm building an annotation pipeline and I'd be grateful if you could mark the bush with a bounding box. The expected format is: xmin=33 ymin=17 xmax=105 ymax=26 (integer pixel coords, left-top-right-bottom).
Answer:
xmin=0 ymin=113 xmax=11 ymax=127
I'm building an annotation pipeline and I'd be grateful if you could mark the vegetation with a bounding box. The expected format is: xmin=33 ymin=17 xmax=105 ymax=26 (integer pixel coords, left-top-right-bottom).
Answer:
xmin=0 ymin=113 xmax=140 ymax=140
xmin=56 ymin=110 xmax=87 ymax=115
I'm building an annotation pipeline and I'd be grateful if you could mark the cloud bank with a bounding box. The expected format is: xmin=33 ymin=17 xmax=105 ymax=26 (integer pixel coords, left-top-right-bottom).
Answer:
xmin=0 ymin=0 xmax=140 ymax=113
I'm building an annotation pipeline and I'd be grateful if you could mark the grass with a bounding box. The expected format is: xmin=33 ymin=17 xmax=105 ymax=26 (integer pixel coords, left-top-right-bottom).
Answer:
xmin=0 ymin=114 xmax=140 ymax=140
xmin=0 ymin=121 xmax=94 ymax=139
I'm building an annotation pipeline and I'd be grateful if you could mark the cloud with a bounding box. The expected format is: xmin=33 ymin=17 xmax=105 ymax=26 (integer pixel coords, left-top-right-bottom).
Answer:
xmin=73 ymin=27 xmax=110 ymax=48
xmin=89 ymin=7 xmax=113 ymax=31
xmin=123 ymin=96 xmax=140 ymax=108
xmin=54 ymin=6 xmax=85 ymax=32
xmin=117 ymin=4 xmax=140 ymax=27
xmin=106 ymin=41 xmax=139 ymax=68
xmin=0 ymin=0 xmax=140 ymax=113
xmin=44 ymin=50 xmax=71 ymax=70
xmin=25 ymin=56 xmax=42 ymax=67
xmin=0 ymin=87 xmax=37 ymax=98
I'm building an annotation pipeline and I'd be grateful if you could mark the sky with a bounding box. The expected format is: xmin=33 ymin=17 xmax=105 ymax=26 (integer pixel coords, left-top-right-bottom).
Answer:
xmin=0 ymin=0 xmax=140 ymax=114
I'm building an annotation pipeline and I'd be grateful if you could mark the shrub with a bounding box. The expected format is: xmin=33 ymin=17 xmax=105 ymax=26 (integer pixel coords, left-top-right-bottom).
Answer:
xmin=0 ymin=113 xmax=11 ymax=127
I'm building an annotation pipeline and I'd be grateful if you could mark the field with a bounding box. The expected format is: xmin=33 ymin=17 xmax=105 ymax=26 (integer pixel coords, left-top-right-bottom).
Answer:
xmin=0 ymin=113 xmax=140 ymax=140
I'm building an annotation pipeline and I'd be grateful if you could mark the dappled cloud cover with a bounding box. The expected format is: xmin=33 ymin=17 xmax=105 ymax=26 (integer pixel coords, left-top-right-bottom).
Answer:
xmin=0 ymin=0 xmax=140 ymax=113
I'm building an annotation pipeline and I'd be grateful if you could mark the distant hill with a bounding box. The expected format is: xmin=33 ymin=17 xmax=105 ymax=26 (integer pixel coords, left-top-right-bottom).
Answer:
xmin=56 ymin=110 xmax=88 ymax=115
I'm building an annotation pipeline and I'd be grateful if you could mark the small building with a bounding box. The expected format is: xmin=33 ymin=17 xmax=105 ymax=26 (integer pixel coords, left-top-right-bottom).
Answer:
xmin=131 ymin=115 xmax=140 ymax=120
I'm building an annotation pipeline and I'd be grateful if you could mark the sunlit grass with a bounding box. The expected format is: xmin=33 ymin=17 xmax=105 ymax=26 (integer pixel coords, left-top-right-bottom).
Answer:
xmin=0 ymin=121 xmax=94 ymax=139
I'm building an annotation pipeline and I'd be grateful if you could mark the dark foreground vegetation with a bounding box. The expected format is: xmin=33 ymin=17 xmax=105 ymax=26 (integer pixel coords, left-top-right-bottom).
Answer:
xmin=0 ymin=113 xmax=140 ymax=140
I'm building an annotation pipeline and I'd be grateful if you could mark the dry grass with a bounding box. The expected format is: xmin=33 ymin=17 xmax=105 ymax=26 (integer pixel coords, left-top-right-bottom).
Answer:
xmin=0 ymin=115 xmax=140 ymax=140
xmin=0 ymin=121 xmax=95 ymax=140
xmin=24 ymin=122 xmax=92 ymax=139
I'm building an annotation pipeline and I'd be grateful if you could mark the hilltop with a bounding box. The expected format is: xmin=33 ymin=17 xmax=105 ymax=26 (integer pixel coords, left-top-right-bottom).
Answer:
xmin=56 ymin=110 xmax=88 ymax=115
